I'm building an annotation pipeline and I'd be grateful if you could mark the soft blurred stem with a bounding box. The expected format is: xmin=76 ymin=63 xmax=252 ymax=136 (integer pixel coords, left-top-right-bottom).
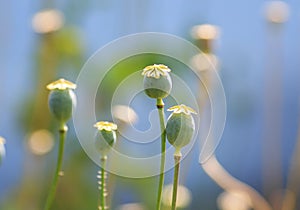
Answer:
xmin=44 ymin=125 xmax=67 ymax=210
xmin=30 ymin=34 xmax=58 ymax=131
xmin=15 ymin=33 xmax=58 ymax=210
xmin=281 ymin=115 xmax=300 ymax=210
xmin=263 ymin=22 xmax=284 ymax=205
xmin=202 ymin=155 xmax=272 ymax=210
xmin=171 ymin=153 xmax=181 ymax=210
xmin=156 ymin=98 xmax=166 ymax=210
xmin=99 ymin=157 xmax=107 ymax=210
xmin=192 ymin=27 xmax=272 ymax=210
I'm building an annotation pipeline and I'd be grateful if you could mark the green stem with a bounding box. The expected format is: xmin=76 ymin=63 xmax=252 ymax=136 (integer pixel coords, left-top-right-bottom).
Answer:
xmin=99 ymin=157 xmax=107 ymax=210
xmin=156 ymin=98 xmax=166 ymax=210
xmin=172 ymin=154 xmax=181 ymax=210
xmin=44 ymin=125 xmax=67 ymax=210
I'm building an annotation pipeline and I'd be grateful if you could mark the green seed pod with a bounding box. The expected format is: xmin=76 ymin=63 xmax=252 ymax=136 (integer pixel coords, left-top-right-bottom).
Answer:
xmin=94 ymin=121 xmax=118 ymax=157
xmin=47 ymin=79 xmax=76 ymax=126
xmin=142 ymin=64 xmax=172 ymax=99
xmin=95 ymin=130 xmax=116 ymax=156
xmin=48 ymin=89 xmax=76 ymax=122
xmin=166 ymin=104 xmax=197 ymax=151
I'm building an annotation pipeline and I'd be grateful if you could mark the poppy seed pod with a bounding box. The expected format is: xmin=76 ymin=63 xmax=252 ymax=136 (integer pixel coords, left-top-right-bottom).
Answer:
xmin=142 ymin=64 xmax=172 ymax=99
xmin=47 ymin=79 xmax=76 ymax=126
xmin=94 ymin=121 xmax=117 ymax=157
xmin=166 ymin=105 xmax=197 ymax=151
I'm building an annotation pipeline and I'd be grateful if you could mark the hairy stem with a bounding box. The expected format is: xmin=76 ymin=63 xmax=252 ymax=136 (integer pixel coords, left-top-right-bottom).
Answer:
xmin=44 ymin=125 xmax=67 ymax=210
xmin=172 ymin=154 xmax=181 ymax=210
xmin=156 ymin=98 xmax=166 ymax=210
xmin=98 ymin=157 xmax=107 ymax=210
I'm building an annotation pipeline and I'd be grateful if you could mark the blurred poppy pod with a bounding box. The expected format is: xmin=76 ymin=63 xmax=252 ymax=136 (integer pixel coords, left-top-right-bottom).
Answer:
xmin=142 ymin=64 xmax=172 ymax=99
xmin=47 ymin=78 xmax=76 ymax=127
xmin=166 ymin=104 xmax=197 ymax=151
xmin=94 ymin=121 xmax=117 ymax=157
